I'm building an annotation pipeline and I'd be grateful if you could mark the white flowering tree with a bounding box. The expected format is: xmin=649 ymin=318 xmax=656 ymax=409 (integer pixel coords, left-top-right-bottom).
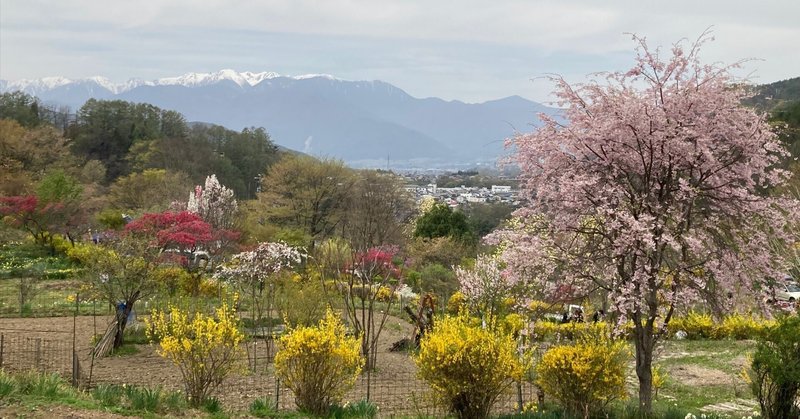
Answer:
xmin=188 ymin=174 xmax=238 ymax=230
xmin=216 ymin=242 xmax=304 ymax=355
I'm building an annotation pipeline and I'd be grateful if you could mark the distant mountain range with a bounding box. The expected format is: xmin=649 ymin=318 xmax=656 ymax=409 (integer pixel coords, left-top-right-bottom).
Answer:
xmin=0 ymin=70 xmax=556 ymax=166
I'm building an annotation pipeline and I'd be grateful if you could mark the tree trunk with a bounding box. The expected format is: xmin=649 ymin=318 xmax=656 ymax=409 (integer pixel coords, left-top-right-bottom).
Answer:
xmin=113 ymin=308 xmax=128 ymax=349
xmin=113 ymin=299 xmax=136 ymax=349
xmin=634 ymin=326 xmax=654 ymax=413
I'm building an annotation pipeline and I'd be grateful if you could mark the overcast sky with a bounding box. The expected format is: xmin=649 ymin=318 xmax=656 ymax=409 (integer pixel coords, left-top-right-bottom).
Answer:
xmin=1 ymin=0 xmax=798 ymax=103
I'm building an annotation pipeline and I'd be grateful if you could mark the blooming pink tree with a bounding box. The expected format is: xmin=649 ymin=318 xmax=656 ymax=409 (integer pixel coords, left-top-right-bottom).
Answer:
xmin=0 ymin=194 xmax=85 ymax=250
xmin=339 ymin=245 xmax=403 ymax=371
xmin=0 ymin=195 xmax=60 ymax=246
xmin=455 ymin=254 xmax=519 ymax=326
xmin=496 ymin=34 xmax=799 ymax=411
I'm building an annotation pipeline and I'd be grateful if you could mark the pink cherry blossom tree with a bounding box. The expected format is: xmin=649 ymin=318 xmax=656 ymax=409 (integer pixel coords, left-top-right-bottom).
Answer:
xmin=455 ymin=254 xmax=519 ymax=327
xmin=495 ymin=34 xmax=800 ymax=411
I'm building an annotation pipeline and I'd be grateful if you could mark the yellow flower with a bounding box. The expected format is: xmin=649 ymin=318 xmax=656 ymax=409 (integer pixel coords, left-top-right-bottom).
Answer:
xmin=145 ymin=301 xmax=244 ymax=406
xmin=274 ymin=310 xmax=362 ymax=415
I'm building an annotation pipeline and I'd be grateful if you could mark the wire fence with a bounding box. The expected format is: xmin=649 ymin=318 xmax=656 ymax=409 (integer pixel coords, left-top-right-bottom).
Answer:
xmin=0 ymin=285 xmax=541 ymax=416
xmin=0 ymin=286 xmax=218 ymax=319
xmin=0 ymin=325 xmax=539 ymax=416
xmin=0 ymin=332 xmax=89 ymax=387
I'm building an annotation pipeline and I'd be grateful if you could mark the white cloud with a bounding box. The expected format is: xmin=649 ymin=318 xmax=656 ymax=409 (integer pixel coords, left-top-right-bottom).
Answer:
xmin=1 ymin=0 xmax=798 ymax=102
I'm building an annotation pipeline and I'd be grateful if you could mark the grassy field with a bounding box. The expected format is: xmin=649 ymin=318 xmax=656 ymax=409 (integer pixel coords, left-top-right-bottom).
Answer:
xmin=652 ymin=340 xmax=758 ymax=415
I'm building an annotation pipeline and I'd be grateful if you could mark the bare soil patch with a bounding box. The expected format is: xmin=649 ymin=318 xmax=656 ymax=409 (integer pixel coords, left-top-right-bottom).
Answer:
xmin=668 ymin=364 xmax=735 ymax=387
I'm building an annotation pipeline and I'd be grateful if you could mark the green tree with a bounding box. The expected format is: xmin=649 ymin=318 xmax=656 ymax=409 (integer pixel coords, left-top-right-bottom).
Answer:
xmin=418 ymin=263 xmax=458 ymax=299
xmin=748 ymin=315 xmax=800 ymax=419
xmin=414 ymin=203 xmax=473 ymax=242
xmin=74 ymin=237 xmax=160 ymax=349
xmin=0 ymin=120 xmax=75 ymax=195
xmin=769 ymin=101 xmax=800 ymax=165
xmin=256 ymin=156 xmax=354 ymax=248
xmin=134 ymin=124 xmax=280 ymax=199
xmin=109 ymin=169 xmax=193 ymax=212
xmin=69 ymin=100 xmax=189 ymax=181
xmin=0 ymin=91 xmax=41 ymax=128
xmin=37 ymin=170 xmax=83 ymax=203
xmin=219 ymin=127 xmax=279 ymax=199
xmin=36 ymin=170 xmax=86 ymax=245
xmin=463 ymin=202 xmax=515 ymax=238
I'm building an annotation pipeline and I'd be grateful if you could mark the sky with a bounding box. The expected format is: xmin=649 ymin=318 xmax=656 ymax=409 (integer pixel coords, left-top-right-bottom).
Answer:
xmin=1 ymin=0 xmax=798 ymax=103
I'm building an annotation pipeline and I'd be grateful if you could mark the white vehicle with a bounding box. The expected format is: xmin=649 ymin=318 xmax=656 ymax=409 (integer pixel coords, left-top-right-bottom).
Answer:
xmin=774 ymin=282 xmax=800 ymax=302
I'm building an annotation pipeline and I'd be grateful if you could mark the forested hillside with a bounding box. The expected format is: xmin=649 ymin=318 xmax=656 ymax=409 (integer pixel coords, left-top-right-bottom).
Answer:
xmin=0 ymin=91 xmax=491 ymax=293
xmin=747 ymin=77 xmax=800 ymax=190
xmin=0 ymin=92 xmax=280 ymax=199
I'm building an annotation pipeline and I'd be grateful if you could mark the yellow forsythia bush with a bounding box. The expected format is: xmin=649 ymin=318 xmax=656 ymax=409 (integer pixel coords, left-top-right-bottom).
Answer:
xmin=652 ymin=364 xmax=667 ymax=400
xmin=536 ymin=334 xmax=629 ymax=418
xmin=669 ymin=311 xmax=714 ymax=339
xmin=720 ymin=314 xmax=774 ymax=339
xmin=447 ymin=291 xmax=466 ymax=315
xmin=415 ymin=314 xmax=526 ymax=419
xmin=668 ymin=312 xmax=772 ymax=340
xmin=375 ymin=285 xmax=393 ymax=302
xmin=531 ymin=313 xmax=771 ymax=343
xmin=527 ymin=300 xmax=552 ymax=320
xmin=146 ymin=302 xmax=244 ymax=406
xmin=275 ymin=310 xmax=363 ymax=416
xmin=532 ymin=321 xmax=614 ymax=341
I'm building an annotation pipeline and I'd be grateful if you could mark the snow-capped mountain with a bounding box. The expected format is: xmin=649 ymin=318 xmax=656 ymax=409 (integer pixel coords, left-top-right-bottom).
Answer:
xmin=4 ymin=76 xmax=74 ymax=95
xmin=2 ymin=69 xmax=340 ymax=95
xmin=1 ymin=70 xmax=555 ymax=164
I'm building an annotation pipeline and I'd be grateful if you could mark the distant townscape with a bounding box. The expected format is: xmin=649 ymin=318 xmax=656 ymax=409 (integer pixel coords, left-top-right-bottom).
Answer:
xmin=406 ymin=183 xmax=519 ymax=206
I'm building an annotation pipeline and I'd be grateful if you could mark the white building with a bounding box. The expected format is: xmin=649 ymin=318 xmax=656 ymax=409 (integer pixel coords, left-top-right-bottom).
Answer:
xmin=491 ymin=185 xmax=512 ymax=193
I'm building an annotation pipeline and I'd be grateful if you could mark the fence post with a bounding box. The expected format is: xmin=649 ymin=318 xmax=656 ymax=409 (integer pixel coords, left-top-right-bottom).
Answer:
xmin=516 ymin=381 xmax=523 ymax=413
xmin=72 ymin=350 xmax=79 ymax=387
xmin=0 ymin=334 xmax=4 ymax=368
xmin=72 ymin=292 xmax=78 ymax=387
xmin=275 ymin=377 xmax=280 ymax=409
xmin=35 ymin=338 xmax=42 ymax=370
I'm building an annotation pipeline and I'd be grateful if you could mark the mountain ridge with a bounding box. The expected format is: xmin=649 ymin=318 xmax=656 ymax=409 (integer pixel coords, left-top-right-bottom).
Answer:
xmin=1 ymin=70 xmax=556 ymax=165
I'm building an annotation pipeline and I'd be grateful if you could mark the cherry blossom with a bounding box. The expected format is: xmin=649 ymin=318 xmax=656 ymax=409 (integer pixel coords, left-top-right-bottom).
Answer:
xmin=494 ymin=33 xmax=800 ymax=410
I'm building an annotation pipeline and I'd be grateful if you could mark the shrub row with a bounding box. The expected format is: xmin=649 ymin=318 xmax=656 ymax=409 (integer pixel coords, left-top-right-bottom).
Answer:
xmin=531 ymin=312 xmax=774 ymax=341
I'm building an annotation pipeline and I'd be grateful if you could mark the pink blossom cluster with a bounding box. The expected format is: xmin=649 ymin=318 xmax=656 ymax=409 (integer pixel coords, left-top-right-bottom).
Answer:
xmin=352 ymin=245 xmax=401 ymax=281
xmin=0 ymin=195 xmax=70 ymax=232
xmin=493 ymin=34 xmax=800 ymax=323
xmin=455 ymin=254 xmax=518 ymax=310
xmin=126 ymin=211 xmax=213 ymax=251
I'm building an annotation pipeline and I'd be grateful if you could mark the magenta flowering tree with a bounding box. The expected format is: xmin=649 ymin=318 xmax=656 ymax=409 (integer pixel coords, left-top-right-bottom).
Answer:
xmin=495 ymin=34 xmax=800 ymax=411
xmin=339 ymin=245 xmax=402 ymax=371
